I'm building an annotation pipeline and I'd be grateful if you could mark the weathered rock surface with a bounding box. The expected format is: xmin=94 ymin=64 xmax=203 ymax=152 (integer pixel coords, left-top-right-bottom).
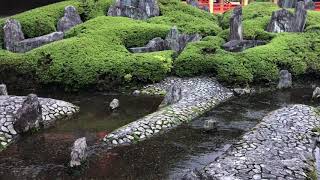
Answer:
xmin=57 ymin=6 xmax=82 ymax=32
xmin=267 ymin=1 xmax=307 ymax=33
xmin=70 ymin=137 xmax=87 ymax=167
xmin=222 ymin=39 xmax=266 ymax=52
xmin=304 ymin=0 xmax=315 ymax=10
xmin=312 ymin=87 xmax=320 ymax=99
xmin=278 ymin=0 xmax=297 ymax=8
xmin=3 ymin=18 xmax=64 ymax=53
xmin=199 ymin=104 xmax=319 ymax=179
xmin=103 ymin=77 xmax=233 ymax=147
xmin=107 ymin=0 xmax=160 ymax=20
xmin=203 ymin=119 xmax=217 ymax=131
xmin=13 ymin=94 xmax=43 ymax=134
xmin=110 ymin=99 xmax=120 ymax=110
xmin=229 ymin=6 xmax=243 ymax=41
xmin=129 ymin=26 xmax=201 ymax=53
xmin=0 ymin=95 xmax=79 ymax=149
xmin=0 ymin=84 xmax=8 ymax=96
xmin=277 ymin=70 xmax=292 ymax=89
xmin=159 ymin=84 xmax=182 ymax=108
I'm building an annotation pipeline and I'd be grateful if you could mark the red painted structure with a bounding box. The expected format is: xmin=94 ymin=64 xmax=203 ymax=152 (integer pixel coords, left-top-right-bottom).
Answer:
xmin=197 ymin=1 xmax=320 ymax=14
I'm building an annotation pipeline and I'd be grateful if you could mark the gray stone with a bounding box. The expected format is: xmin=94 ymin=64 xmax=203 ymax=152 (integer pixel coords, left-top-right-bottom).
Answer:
xmin=0 ymin=84 xmax=8 ymax=96
xmin=132 ymin=90 xmax=141 ymax=96
xmin=203 ymin=119 xmax=217 ymax=131
xmin=129 ymin=37 xmax=168 ymax=53
xmin=229 ymin=6 xmax=243 ymax=41
xmin=267 ymin=2 xmax=307 ymax=33
xmin=107 ymin=0 xmax=160 ymax=20
xmin=277 ymin=70 xmax=292 ymax=89
xmin=3 ymin=18 xmax=24 ymax=52
xmin=70 ymin=137 xmax=87 ymax=167
xmin=13 ymin=94 xmax=43 ymax=134
xmin=159 ymin=84 xmax=182 ymax=108
xmin=312 ymin=87 xmax=320 ymax=99
xmin=57 ymin=6 xmax=82 ymax=32
xmin=110 ymin=99 xmax=120 ymax=110
xmin=304 ymin=0 xmax=315 ymax=10
xmin=222 ymin=39 xmax=266 ymax=52
xmin=278 ymin=0 xmax=297 ymax=8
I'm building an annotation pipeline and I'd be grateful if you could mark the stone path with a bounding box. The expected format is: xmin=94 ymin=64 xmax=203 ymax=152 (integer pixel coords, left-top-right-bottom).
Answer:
xmin=200 ymin=104 xmax=319 ymax=180
xmin=0 ymin=95 xmax=79 ymax=149
xmin=103 ymin=77 xmax=233 ymax=147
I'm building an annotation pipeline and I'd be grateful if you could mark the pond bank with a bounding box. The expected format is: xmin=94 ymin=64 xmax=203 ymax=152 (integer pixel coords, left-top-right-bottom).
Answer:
xmin=198 ymin=104 xmax=319 ymax=180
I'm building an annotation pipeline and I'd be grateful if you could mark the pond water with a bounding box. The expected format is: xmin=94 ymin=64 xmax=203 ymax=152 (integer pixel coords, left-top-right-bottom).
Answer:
xmin=0 ymin=0 xmax=64 ymax=17
xmin=0 ymin=88 xmax=318 ymax=179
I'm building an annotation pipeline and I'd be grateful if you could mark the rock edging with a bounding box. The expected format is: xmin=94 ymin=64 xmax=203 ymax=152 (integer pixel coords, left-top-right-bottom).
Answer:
xmin=103 ymin=77 xmax=233 ymax=147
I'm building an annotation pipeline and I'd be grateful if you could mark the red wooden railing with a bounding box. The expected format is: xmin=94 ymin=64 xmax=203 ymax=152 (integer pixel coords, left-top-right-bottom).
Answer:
xmin=196 ymin=1 xmax=320 ymax=14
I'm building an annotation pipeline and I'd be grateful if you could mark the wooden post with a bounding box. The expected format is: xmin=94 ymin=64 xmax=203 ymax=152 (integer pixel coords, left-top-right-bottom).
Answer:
xmin=209 ymin=0 xmax=214 ymax=13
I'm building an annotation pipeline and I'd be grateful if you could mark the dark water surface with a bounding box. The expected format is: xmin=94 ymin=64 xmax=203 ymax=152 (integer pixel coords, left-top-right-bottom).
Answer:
xmin=0 ymin=88 xmax=318 ymax=179
xmin=0 ymin=0 xmax=64 ymax=17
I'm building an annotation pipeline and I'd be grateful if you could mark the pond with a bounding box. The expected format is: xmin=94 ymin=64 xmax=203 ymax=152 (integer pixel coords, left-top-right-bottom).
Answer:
xmin=0 ymin=88 xmax=317 ymax=179
xmin=0 ymin=0 xmax=64 ymax=17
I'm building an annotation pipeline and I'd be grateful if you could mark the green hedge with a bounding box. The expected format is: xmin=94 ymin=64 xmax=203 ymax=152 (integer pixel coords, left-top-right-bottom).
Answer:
xmin=175 ymin=32 xmax=320 ymax=84
xmin=0 ymin=16 xmax=173 ymax=89
xmin=148 ymin=0 xmax=222 ymax=36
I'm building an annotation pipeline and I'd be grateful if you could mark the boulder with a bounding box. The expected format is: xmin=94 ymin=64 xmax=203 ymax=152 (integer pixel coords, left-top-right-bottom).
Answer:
xmin=107 ymin=0 xmax=160 ymax=20
xmin=278 ymin=0 xmax=297 ymax=8
xmin=0 ymin=84 xmax=8 ymax=96
xmin=312 ymin=87 xmax=320 ymax=99
xmin=159 ymin=84 xmax=182 ymax=108
xmin=129 ymin=37 xmax=168 ymax=53
xmin=165 ymin=26 xmax=202 ymax=53
xmin=57 ymin=6 xmax=82 ymax=32
xmin=3 ymin=18 xmax=24 ymax=52
xmin=229 ymin=6 xmax=243 ymax=41
xmin=110 ymin=99 xmax=120 ymax=110
xmin=277 ymin=70 xmax=292 ymax=89
xmin=13 ymin=94 xmax=43 ymax=134
xmin=267 ymin=1 xmax=307 ymax=33
xmin=70 ymin=137 xmax=87 ymax=167
xmin=3 ymin=18 xmax=64 ymax=53
xmin=222 ymin=39 xmax=266 ymax=52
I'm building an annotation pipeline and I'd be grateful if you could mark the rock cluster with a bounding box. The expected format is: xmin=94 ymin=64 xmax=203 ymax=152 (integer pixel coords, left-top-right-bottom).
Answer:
xmin=3 ymin=6 xmax=81 ymax=53
xmin=277 ymin=70 xmax=292 ymax=89
xmin=267 ymin=1 xmax=307 ymax=33
xmin=70 ymin=137 xmax=87 ymax=167
xmin=57 ymin=6 xmax=82 ymax=32
xmin=13 ymin=94 xmax=43 ymax=134
xmin=129 ymin=26 xmax=202 ymax=53
xmin=312 ymin=87 xmax=320 ymax=99
xmin=186 ymin=0 xmax=209 ymax=12
xmin=200 ymin=104 xmax=320 ymax=179
xmin=0 ymin=95 xmax=79 ymax=149
xmin=223 ymin=7 xmax=266 ymax=52
xmin=107 ymin=0 xmax=160 ymax=20
xmin=103 ymin=77 xmax=233 ymax=147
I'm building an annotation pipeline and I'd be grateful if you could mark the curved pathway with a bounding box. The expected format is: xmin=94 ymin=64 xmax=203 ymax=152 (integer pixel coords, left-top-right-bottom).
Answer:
xmin=200 ymin=104 xmax=319 ymax=180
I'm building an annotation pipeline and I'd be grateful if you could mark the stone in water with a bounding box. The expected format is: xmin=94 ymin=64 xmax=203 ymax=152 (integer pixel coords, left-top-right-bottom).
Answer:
xmin=110 ymin=99 xmax=120 ymax=110
xmin=70 ymin=137 xmax=87 ymax=167
xmin=0 ymin=84 xmax=8 ymax=95
xmin=57 ymin=6 xmax=82 ymax=32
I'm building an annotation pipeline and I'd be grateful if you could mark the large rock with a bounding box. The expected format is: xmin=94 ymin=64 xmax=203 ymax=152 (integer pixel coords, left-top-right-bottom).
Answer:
xmin=129 ymin=37 xmax=168 ymax=53
xmin=159 ymin=84 xmax=182 ymax=108
xmin=13 ymin=94 xmax=43 ymax=134
xmin=57 ymin=6 xmax=82 ymax=32
xmin=267 ymin=1 xmax=307 ymax=33
xmin=3 ymin=19 xmax=25 ymax=52
xmin=277 ymin=70 xmax=292 ymax=89
xmin=3 ymin=18 xmax=64 ymax=53
xmin=0 ymin=84 xmax=8 ymax=96
xmin=222 ymin=39 xmax=266 ymax=52
xmin=229 ymin=6 xmax=243 ymax=41
xmin=165 ymin=26 xmax=202 ymax=53
xmin=70 ymin=137 xmax=87 ymax=167
xmin=278 ymin=0 xmax=297 ymax=8
xmin=107 ymin=0 xmax=160 ymax=20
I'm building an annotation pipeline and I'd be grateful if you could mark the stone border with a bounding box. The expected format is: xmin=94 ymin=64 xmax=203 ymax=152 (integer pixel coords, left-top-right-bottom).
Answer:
xmin=197 ymin=104 xmax=320 ymax=180
xmin=103 ymin=77 xmax=233 ymax=147
xmin=0 ymin=95 xmax=79 ymax=150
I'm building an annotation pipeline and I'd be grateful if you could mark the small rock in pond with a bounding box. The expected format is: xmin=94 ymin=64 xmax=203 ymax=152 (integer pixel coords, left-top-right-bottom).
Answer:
xmin=132 ymin=90 xmax=141 ymax=96
xmin=70 ymin=137 xmax=87 ymax=167
xmin=13 ymin=94 xmax=43 ymax=134
xmin=312 ymin=87 xmax=320 ymax=99
xmin=277 ymin=70 xmax=292 ymax=89
xmin=109 ymin=99 xmax=120 ymax=110
xmin=0 ymin=84 xmax=8 ymax=95
xmin=203 ymin=120 xmax=217 ymax=131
